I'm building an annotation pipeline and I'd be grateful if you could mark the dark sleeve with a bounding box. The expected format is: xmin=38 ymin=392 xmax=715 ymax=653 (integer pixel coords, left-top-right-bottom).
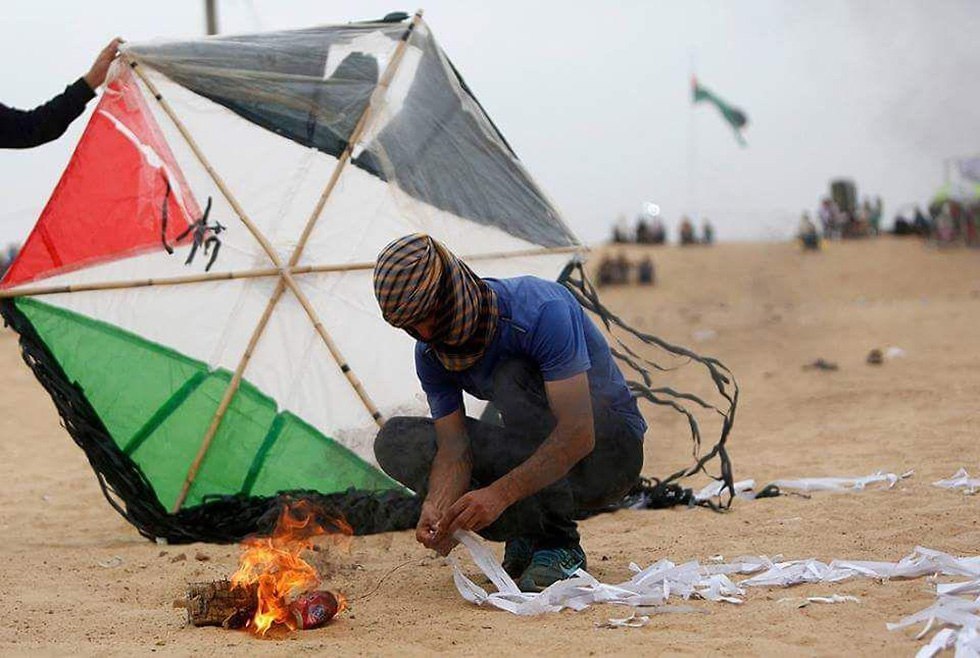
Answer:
xmin=0 ymin=77 xmax=95 ymax=149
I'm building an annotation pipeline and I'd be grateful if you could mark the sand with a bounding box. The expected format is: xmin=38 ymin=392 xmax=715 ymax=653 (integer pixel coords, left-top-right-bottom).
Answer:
xmin=1 ymin=237 xmax=978 ymax=656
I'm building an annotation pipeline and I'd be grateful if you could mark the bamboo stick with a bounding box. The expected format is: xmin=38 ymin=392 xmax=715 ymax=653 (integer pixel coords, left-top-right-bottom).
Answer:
xmin=289 ymin=10 xmax=424 ymax=268
xmin=0 ymin=245 xmax=585 ymax=299
xmin=275 ymin=10 xmax=425 ymax=429
xmin=0 ymin=266 xmax=281 ymax=299
xmin=171 ymin=279 xmax=288 ymax=512
xmin=292 ymin=245 xmax=584 ymax=276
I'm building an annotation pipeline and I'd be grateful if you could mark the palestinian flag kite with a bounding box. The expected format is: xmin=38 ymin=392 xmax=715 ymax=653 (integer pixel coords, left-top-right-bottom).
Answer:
xmin=691 ymin=77 xmax=748 ymax=146
xmin=0 ymin=13 xmax=582 ymax=542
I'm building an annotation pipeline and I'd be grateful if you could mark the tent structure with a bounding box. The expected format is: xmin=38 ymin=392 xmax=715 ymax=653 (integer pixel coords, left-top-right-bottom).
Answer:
xmin=0 ymin=12 xmax=583 ymax=541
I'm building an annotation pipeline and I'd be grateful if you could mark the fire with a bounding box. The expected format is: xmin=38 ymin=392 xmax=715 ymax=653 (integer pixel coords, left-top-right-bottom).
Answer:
xmin=231 ymin=501 xmax=350 ymax=635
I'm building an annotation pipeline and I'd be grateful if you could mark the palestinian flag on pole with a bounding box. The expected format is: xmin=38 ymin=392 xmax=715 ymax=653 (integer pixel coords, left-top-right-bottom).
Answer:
xmin=692 ymin=77 xmax=748 ymax=146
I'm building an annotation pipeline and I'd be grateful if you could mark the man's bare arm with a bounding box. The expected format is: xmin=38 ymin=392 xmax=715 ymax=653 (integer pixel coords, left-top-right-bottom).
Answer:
xmin=416 ymin=409 xmax=471 ymax=552
xmin=491 ymin=373 xmax=595 ymax=506
xmin=426 ymin=410 xmax=472 ymax=511
xmin=439 ymin=372 xmax=594 ymax=537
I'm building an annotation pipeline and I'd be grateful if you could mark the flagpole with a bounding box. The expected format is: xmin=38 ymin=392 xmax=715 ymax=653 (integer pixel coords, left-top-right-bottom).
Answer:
xmin=687 ymin=50 xmax=698 ymax=223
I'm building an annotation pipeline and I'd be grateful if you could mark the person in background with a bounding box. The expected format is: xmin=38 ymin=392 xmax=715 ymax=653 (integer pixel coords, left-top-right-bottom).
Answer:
xmin=596 ymin=255 xmax=615 ymax=286
xmin=650 ymin=218 xmax=666 ymax=244
xmin=818 ymin=197 xmax=837 ymax=239
xmin=935 ymin=202 xmax=956 ymax=244
xmin=701 ymin=219 xmax=715 ymax=245
xmin=637 ymin=255 xmax=655 ymax=284
xmin=635 ymin=216 xmax=651 ymax=244
xmin=913 ymin=206 xmax=931 ymax=237
xmin=1 ymin=38 xmax=121 ymax=149
xmin=611 ymin=215 xmax=630 ymax=244
xmin=679 ymin=217 xmax=696 ymax=245
xmin=798 ymin=211 xmax=820 ymax=250
xmin=871 ymin=196 xmax=883 ymax=236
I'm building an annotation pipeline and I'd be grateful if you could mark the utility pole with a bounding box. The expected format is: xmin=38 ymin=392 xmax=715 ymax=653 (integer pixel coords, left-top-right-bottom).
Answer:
xmin=205 ymin=0 xmax=218 ymax=35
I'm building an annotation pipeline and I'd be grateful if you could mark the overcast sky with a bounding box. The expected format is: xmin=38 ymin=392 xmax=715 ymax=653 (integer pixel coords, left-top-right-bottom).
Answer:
xmin=1 ymin=0 xmax=978 ymax=246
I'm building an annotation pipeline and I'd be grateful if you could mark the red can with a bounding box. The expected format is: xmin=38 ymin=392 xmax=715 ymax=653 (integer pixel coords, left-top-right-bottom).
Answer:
xmin=289 ymin=590 xmax=341 ymax=630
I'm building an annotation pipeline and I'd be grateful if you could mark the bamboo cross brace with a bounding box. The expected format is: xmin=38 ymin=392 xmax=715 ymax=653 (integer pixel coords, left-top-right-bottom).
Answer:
xmin=288 ymin=10 xmax=424 ymax=268
xmin=171 ymin=279 xmax=288 ymax=511
xmin=0 ymin=266 xmax=282 ymax=299
xmin=260 ymin=10 xmax=424 ymax=434
xmin=0 ymin=246 xmax=583 ymax=300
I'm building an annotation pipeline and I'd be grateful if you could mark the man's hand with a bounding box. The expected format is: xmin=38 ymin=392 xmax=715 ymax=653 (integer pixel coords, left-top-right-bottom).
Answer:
xmin=437 ymin=486 xmax=510 ymax=540
xmin=415 ymin=502 xmax=458 ymax=556
xmin=84 ymin=38 xmax=123 ymax=90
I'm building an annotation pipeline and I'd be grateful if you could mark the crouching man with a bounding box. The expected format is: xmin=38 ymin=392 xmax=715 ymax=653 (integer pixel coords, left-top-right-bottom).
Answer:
xmin=372 ymin=234 xmax=646 ymax=591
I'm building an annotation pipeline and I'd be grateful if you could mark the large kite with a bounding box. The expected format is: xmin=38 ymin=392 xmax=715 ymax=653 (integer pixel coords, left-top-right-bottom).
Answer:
xmin=1 ymin=13 xmax=737 ymax=543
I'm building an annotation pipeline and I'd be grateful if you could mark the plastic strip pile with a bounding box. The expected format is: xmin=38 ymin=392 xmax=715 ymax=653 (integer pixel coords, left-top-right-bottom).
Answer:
xmin=452 ymin=531 xmax=980 ymax=653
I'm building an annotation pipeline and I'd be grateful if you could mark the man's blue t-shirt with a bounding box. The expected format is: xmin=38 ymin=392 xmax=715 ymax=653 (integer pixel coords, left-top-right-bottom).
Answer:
xmin=414 ymin=276 xmax=647 ymax=439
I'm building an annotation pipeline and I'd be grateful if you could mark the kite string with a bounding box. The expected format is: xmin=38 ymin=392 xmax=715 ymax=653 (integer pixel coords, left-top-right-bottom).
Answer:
xmin=558 ymin=260 xmax=739 ymax=509
xmin=348 ymin=558 xmax=417 ymax=603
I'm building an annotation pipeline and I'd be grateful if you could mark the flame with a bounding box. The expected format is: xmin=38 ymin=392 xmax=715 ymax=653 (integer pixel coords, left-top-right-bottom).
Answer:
xmin=230 ymin=501 xmax=351 ymax=635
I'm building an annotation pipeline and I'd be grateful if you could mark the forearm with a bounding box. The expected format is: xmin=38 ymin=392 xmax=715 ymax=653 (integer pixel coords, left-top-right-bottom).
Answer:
xmin=0 ymin=78 xmax=94 ymax=149
xmin=424 ymin=442 xmax=472 ymax=512
xmin=491 ymin=420 xmax=594 ymax=507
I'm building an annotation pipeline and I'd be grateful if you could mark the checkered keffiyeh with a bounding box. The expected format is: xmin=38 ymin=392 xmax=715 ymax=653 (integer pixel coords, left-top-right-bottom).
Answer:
xmin=373 ymin=233 xmax=498 ymax=371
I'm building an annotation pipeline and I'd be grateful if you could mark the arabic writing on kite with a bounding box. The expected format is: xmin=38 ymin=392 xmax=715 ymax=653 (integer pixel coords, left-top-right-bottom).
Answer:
xmin=159 ymin=176 xmax=225 ymax=272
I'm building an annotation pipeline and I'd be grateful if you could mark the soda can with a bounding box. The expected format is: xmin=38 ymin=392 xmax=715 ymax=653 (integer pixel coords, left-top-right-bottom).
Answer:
xmin=289 ymin=590 xmax=340 ymax=630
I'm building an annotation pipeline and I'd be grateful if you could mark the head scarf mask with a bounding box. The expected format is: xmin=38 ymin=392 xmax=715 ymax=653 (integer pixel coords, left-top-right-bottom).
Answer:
xmin=373 ymin=233 xmax=499 ymax=371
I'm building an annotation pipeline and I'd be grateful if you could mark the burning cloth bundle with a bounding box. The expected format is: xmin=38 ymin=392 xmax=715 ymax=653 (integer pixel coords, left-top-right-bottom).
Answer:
xmin=181 ymin=503 xmax=348 ymax=634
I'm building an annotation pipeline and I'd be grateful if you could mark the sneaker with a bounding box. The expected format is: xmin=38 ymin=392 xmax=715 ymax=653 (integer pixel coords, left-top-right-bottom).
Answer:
xmin=517 ymin=544 xmax=587 ymax=592
xmin=501 ymin=537 xmax=535 ymax=579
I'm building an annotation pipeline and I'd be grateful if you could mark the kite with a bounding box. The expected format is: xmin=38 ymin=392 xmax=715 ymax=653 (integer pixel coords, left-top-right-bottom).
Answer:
xmin=0 ymin=13 xmax=737 ymax=544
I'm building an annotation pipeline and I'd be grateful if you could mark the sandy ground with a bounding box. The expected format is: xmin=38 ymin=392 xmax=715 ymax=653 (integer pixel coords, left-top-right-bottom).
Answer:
xmin=1 ymin=237 xmax=978 ymax=656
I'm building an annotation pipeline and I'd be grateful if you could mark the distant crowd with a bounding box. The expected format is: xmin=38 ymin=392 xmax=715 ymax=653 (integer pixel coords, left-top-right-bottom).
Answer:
xmin=596 ymin=253 xmax=655 ymax=287
xmin=611 ymin=216 xmax=715 ymax=246
xmin=893 ymin=199 xmax=980 ymax=247
xmin=599 ymin=214 xmax=716 ymax=287
xmin=798 ymin=196 xmax=980 ymax=250
xmin=798 ymin=196 xmax=884 ymax=247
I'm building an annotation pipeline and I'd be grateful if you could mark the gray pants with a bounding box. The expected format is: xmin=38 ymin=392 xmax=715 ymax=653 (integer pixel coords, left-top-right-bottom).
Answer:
xmin=373 ymin=359 xmax=644 ymax=548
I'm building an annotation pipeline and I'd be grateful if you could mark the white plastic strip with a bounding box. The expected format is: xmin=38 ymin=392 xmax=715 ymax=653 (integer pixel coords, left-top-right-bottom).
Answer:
xmin=452 ymin=533 xmax=980 ymax=654
xmin=767 ymin=470 xmax=911 ymax=494
xmin=694 ymin=470 xmax=912 ymax=505
xmin=933 ymin=467 xmax=980 ymax=495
